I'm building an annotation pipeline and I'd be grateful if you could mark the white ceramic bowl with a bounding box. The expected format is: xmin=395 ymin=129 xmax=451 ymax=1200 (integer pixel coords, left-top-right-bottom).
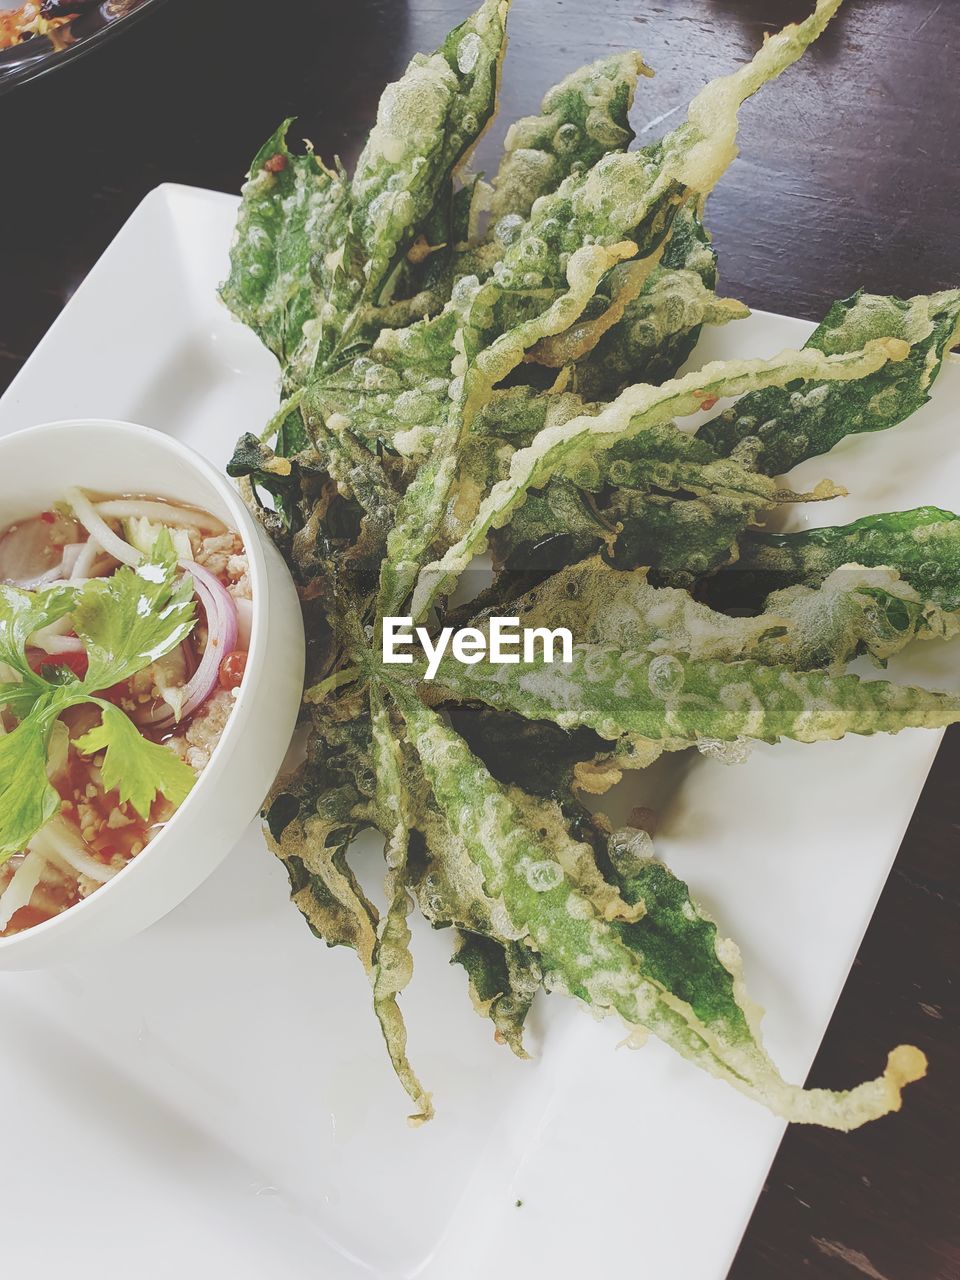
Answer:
xmin=0 ymin=419 xmax=305 ymax=968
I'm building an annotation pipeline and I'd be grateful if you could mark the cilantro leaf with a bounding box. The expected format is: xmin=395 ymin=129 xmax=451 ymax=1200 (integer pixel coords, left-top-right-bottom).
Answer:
xmin=0 ymin=532 xmax=202 ymax=862
xmin=73 ymin=530 xmax=196 ymax=693
xmin=0 ymin=582 xmax=79 ymax=717
xmin=0 ymin=680 xmax=49 ymax=722
xmin=0 ymin=702 xmax=61 ymax=860
xmin=0 ymin=582 xmax=78 ymax=677
xmin=74 ymin=703 xmax=197 ymax=821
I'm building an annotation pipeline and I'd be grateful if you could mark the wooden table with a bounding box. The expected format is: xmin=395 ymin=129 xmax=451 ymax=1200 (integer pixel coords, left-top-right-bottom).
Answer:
xmin=1 ymin=2 xmax=956 ymax=1275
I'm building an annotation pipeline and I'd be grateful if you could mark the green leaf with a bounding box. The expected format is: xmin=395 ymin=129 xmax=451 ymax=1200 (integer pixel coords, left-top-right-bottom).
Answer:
xmin=369 ymin=684 xmax=433 ymax=1122
xmin=698 ymin=289 xmax=960 ymax=474
xmin=73 ymin=532 xmax=196 ymax=692
xmin=420 ymin=644 xmax=960 ymax=747
xmin=489 ymin=52 xmax=650 ymax=223
xmin=484 ymin=556 xmax=952 ymax=672
xmin=451 ymin=930 xmax=540 ymax=1056
xmin=0 ymin=682 xmax=44 ymax=722
xmin=572 ymin=209 xmax=749 ymax=400
xmin=737 ymin=507 xmax=960 ymax=612
xmin=756 ymin=567 xmax=956 ymax=668
xmin=226 ymin=431 xmax=308 ymax=524
xmin=219 ymin=120 xmax=350 ymax=371
xmin=378 ymin=237 xmax=638 ymax=615
xmin=394 ymin=685 xmax=925 ymax=1130
xmin=74 ymin=703 xmax=196 ymax=822
xmin=465 ymin=0 xmax=839 ymax=341
xmin=0 ymin=702 xmax=61 ymax=860
xmin=263 ymin=713 xmax=379 ymax=954
xmin=606 ymin=838 xmax=748 ymax=1038
xmin=413 ymin=338 xmax=907 ymax=614
xmin=222 ymin=0 xmax=948 ymax=1131
xmin=475 ymin=557 xmax=783 ymax=658
xmin=0 ymin=582 xmax=78 ymax=673
xmin=304 ymin=307 xmax=461 ymax=459
xmin=322 ymin=0 xmax=511 ymax=361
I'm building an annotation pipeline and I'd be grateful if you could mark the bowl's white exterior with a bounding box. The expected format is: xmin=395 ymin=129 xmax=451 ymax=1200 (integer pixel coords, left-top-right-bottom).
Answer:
xmin=0 ymin=419 xmax=305 ymax=969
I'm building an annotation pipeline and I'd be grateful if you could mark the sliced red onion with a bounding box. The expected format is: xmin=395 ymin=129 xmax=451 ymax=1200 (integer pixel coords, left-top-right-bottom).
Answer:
xmin=94 ymin=498 xmax=226 ymax=535
xmin=70 ymin=537 xmax=103 ymax=580
xmin=0 ymin=515 xmax=66 ymax=587
xmin=33 ymin=818 xmax=117 ymax=885
xmin=65 ymin=487 xmax=140 ymax=567
xmin=30 ymin=632 xmax=86 ymax=656
xmin=134 ymin=560 xmax=239 ymax=730
xmin=235 ymin=595 xmax=253 ymax=651
xmin=8 ymin=563 xmax=66 ymax=590
xmin=0 ymin=851 xmax=44 ymax=930
xmin=60 ymin=542 xmax=86 ymax=577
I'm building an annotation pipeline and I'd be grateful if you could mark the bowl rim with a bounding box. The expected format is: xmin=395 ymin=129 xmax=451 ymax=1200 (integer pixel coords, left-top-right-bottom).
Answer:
xmin=0 ymin=417 xmax=273 ymax=952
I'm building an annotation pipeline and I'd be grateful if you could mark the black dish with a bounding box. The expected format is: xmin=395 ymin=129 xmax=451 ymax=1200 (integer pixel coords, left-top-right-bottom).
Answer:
xmin=0 ymin=0 xmax=165 ymax=94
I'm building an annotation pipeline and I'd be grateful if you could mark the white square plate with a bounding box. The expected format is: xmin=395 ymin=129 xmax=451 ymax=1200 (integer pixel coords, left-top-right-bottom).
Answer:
xmin=2 ymin=185 xmax=957 ymax=1280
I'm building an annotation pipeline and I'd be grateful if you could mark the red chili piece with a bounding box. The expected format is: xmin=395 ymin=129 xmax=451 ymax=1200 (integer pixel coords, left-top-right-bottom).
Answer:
xmin=218 ymin=650 xmax=248 ymax=691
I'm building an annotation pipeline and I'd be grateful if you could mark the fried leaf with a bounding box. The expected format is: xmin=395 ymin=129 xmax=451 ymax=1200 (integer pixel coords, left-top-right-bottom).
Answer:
xmin=477 ymin=557 xmax=784 ymax=658
xmin=489 ymin=52 xmax=650 ymax=222
xmin=737 ymin=507 xmax=960 ymax=611
xmin=321 ymin=0 xmax=510 ymax=360
xmin=572 ymin=209 xmax=748 ymax=399
xmin=475 ymin=0 xmax=839 ymax=349
xmin=306 ymin=307 xmax=461 ymax=458
xmin=698 ymin=289 xmax=960 ymax=474
xmin=420 ymin=644 xmax=960 ymax=746
xmin=220 ymin=120 xmax=349 ymax=370
xmin=369 ymin=685 xmax=433 ymax=1122
xmin=451 ymin=930 xmax=540 ymax=1056
xmin=380 ymin=0 xmax=844 ymax=612
xmin=264 ymin=717 xmax=379 ymax=956
xmin=413 ymin=338 xmax=907 ymax=613
xmin=756 ymin=567 xmax=957 ymax=668
xmin=379 ymin=238 xmax=639 ymax=615
xmin=486 ymin=556 xmax=952 ymax=672
xmin=224 ymin=0 xmax=948 ymax=1132
xmin=395 ymin=687 xmax=925 ymax=1130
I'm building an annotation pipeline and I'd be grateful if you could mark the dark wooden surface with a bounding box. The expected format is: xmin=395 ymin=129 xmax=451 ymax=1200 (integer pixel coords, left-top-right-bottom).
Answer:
xmin=1 ymin=1 xmax=957 ymax=1276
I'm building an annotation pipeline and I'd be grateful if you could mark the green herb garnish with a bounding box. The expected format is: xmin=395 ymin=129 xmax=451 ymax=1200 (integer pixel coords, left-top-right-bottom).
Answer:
xmin=0 ymin=530 xmax=197 ymax=859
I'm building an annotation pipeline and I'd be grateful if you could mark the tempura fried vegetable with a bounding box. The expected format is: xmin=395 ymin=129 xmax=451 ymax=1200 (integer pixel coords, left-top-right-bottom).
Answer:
xmin=392 ymin=689 xmax=925 ymax=1131
xmin=220 ymin=121 xmax=349 ymax=372
xmin=698 ymin=289 xmax=960 ymax=474
xmin=475 ymin=557 xmax=956 ymax=670
xmin=413 ymin=339 xmax=907 ymax=615
xmin=490 ymin=52 xmax=650 ymax=222
xmin=415 ymin=645 xmax=960 ymax=747
xmin=572 ymin=208 xmax=749 ymax=400
xmin=323 ymin=2 xmax=509 ymax=355
xmin=222 ymin=0 xmax=948 ymax=1130
xmin=737 ymin=507 xmax=960 ymax=610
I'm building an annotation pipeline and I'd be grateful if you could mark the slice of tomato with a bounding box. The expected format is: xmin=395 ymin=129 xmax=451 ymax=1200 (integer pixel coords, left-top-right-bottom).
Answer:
xmin=27 ymin=649 xmax=89 ymax=680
